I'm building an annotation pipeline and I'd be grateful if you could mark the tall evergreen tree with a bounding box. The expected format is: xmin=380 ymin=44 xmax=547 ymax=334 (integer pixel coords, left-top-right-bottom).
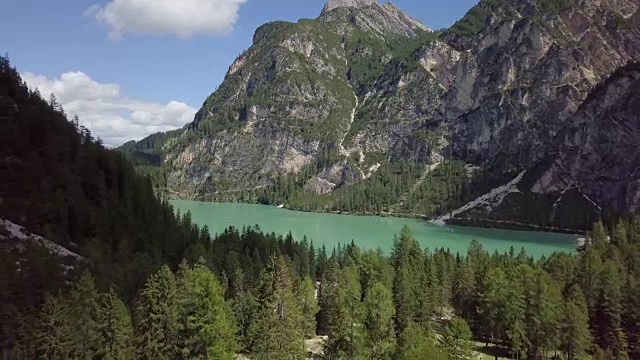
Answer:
xmin=134 ymin=266 xmax=179 ymax=359
xmin=440 ymin=317 xmax=473 ymax=360
xmin=560 ymin=285 xmax=592 ymax=360
xmin=396 ymin=321 xmax=447 ymax=360
xmin=363 ymin=281 xmax=396 ymax=359
xmin=522 ymin=268 xmax=563 ymax=357
xmin=297 ymin=276 xmax=319 ymax=338
xmin=478 ymin=267 xmax=510 ymax=345
xmin=324 ymin=264 xmax=365 ymax=359
xmin=34 ymin=294 xmax=72 ymax=360
xmin=96 ymin=288 xmax=134 ymax=360
xmin=594 ymin=262 xmax=628 ymax=358
xmin=391 ymin=226 xmax=425 ymax=332
xmin=175 ymin=262 xmax=237 ymax=359
xmin=250 ymin=256 xmax=305 ymax=360
xmin=67 ymin=271 xmax=100 ymax=359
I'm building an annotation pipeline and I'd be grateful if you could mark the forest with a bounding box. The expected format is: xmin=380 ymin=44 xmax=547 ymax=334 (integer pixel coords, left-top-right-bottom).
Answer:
xmin=2 ymin=54 xmax=639 ymax=359
xmin=6 ymin=219 xmax=640 ymax=359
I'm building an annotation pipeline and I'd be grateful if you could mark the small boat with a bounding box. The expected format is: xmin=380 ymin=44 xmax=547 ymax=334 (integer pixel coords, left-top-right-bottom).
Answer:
xmin=276 ymin=204 xmax=284 ymax=209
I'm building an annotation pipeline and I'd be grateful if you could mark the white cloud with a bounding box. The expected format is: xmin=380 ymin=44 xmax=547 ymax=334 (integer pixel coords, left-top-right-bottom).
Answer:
xmin=87 ymin=0 xmax=247 ymax=39
xmin=22 ymin=71 xmax=197 ymax=147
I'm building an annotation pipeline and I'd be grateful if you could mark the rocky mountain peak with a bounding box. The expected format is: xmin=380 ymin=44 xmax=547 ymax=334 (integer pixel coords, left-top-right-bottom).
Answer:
xmin=321 ymin=0 xmax=378 ymax=15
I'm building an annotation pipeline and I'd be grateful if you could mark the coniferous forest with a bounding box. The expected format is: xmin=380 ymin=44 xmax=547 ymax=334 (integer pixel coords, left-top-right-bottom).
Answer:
xmin=2 ymin=56 xmax=640 ymax=360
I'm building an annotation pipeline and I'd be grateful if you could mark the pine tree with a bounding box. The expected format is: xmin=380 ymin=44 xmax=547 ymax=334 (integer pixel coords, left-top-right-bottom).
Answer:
xmin=96 ymin=288 xmax=134 ymax=359
xmin=505 ymin=266 xmax=528 ymax=359
xmin=590 ymin=221 xmax=609 ymax=247
xmin=67 ymin=271 xmax=100 ymax=359
xmin=478 ymin=267 xmax=510 ymax=345
xmin=297 ymin=276 xmax=319 ymax=338
xmin=363 ymin=281 xmax=396 ymax=359
xmin=324 ymin=264 xmax=365 ymax=359
xmin=611 ymin=222 xmax=629 ymax=246
xmin=522 ymin=268 xmax=563 ymax=357
xmin=452 ymin=259 xmax=476 ymax=323
xmin=391 ymin=227 xmax=425 ymax=332
xmin=34 ymin=294 xmax=71 ymax=360
xmin=396 ymin=322 xmax=447 ymax=360
xmin=174 ymin=261 xmax=237 ymax=359
xmin=440 ymin=317 xmax=473 ymax=360
xmin=134 ymin=266 xmax=179 ymax=359
xmin=560 ymin=285 xmax=592 ymax=360
xmin=594 ymin=262 xmax=628 ymax=358
xmin=250 ymin=256 xmax=305 ymax=360
xmin=623 ymin=274 xmax=640 ymax=358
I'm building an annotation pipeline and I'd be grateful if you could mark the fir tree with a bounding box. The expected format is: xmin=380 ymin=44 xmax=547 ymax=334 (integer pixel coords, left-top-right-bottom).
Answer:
xmin=250 ymin=256 xmax=305 ymax=360
xmin=391 ymin=226 xmax=425 ymax=332
xmin=67 ymin=271 xmax=100 ymax=359
xmin=134 ymin=266 xmax=179 ymax=359
xmin=34 ymin=294 xmax=71 ymax=360
xmin=297 ymin=276 xmax=319 ymax=338
xmin=594 ymin=263 xmax=628 ymax=358
xmin=96 ymin=288 xmax=134 ymax=359
xmin=324 ymin=264 xmax=365 ymax=359
xmin=175 ymin=261 xmax=237 ymax=359
xmin=560 ymin=285 xmax=592 ymax=360
xmin=363 ymin=281 xmax=396 ymax=359
xmin=396 ymin=322 xmax=447 ymax=360
xmin=440 ymin=317 xmax=473 ymax=360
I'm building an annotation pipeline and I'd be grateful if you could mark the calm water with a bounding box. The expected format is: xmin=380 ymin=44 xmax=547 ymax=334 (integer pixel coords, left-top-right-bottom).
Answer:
xmin=171 ymin=201 xmax=577 ymax=257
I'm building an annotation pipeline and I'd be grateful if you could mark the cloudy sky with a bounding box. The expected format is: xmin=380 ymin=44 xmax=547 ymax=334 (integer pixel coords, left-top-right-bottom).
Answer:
xmin=2 ymin=0 xmax=476 ymax=146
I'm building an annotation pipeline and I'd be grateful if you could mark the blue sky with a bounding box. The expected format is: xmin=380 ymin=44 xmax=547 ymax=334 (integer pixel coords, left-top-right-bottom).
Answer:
xmin=1 ymin=0 xmax=477 ymax=145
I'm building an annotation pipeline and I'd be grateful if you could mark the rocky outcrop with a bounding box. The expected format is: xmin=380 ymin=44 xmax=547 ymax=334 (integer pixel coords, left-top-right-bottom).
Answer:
xmin=318 ymin=1 xmax=430 ymax=38
xmin=321 ymin=0 xmax=377 ymax=15
xmin=533 ymin=63 xmax=640 ymax=214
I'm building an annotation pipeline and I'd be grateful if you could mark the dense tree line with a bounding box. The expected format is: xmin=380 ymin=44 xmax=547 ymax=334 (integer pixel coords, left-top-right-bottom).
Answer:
xmin=12 ymin=218 xmax=640 ymax=359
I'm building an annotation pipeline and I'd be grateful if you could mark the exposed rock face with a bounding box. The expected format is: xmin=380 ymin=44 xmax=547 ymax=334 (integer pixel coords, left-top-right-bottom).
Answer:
xmin=321 ymin=0 xmax=377 ymax=15
xmin=318 ymin=1 xmax=430 ymax=38
xmin=123 ymin=0 xmax=640 ymax=230
xmin=533 ymin=63 xmax=640 ymax=214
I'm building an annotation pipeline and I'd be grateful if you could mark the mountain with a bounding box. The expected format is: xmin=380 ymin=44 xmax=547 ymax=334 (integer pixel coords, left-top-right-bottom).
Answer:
xmin=122 ymin=0 xmax=640 ymax=231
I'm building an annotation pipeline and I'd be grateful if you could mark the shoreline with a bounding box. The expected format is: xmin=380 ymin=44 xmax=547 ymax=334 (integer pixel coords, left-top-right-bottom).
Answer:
xmin=169 ymin=199 xmax=586 ymax=241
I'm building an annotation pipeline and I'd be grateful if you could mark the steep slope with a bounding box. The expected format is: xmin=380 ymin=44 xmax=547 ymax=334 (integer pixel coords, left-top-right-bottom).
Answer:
xmin=143 ymin=0 xmax=433 ymax=200
xmin=0 ymin=55 xmax=215 ymax=355
xmin=122 ymin=0 xmax=640 ymax=230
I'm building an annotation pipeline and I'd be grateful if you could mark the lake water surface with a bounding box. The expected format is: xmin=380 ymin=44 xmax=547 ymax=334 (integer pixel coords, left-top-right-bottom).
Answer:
xmin=171 ymin=201 xmax=577 ymax=257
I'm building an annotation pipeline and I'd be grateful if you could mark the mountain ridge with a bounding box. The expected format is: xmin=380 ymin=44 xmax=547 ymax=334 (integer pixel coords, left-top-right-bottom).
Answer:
xmin=121 ymin=0 xmax=640 ymax=231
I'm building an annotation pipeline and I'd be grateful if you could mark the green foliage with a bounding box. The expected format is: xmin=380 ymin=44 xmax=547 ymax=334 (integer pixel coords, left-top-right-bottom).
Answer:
xmin=363 ymin=282 xmax=396 ymax=358
xmin=34 ymin=294 xmax=72 ymax=360
xmin=536 ymin=0 xmax=574 ymax=16
xmin=297 ymin=276 xmax=320 ymax=338
xmin=176 ymin=262 xmax=237 ymax=359
xmin=397 ymin=322 xmax=447 ymax=360
xmin=249 ymin=256 xmax=305 ymax=360
xmin=67 ymin=271 xmax=101 ymax=358
xmin=134 ymin=266 xmax=179 ymax=359
xmin=561 ymin=285 xmax=593 ymax=359
xmin=391 ymin=226 xmax=428 ymax=332
xmin=440 ymin=317 xmax=473 ymax=360
xmin=323 ymin=264 xmax=366 ymax=359
xmin=0 ymin=55 xmax=211 ymax=342
xmin=96 ymin=288 xmax=135 ymax=360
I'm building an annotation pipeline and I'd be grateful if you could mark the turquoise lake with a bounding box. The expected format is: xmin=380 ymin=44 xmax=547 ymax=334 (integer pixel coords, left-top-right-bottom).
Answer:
xmin=171 ymin=201 xmax=577 ymax=257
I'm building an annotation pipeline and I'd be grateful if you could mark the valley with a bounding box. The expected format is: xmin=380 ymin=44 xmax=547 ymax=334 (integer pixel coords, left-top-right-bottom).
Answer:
xmin=2 ymin=0 xmax=640 ymax=359
xmin=121 ymin=0 xmax=640 ymax=233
